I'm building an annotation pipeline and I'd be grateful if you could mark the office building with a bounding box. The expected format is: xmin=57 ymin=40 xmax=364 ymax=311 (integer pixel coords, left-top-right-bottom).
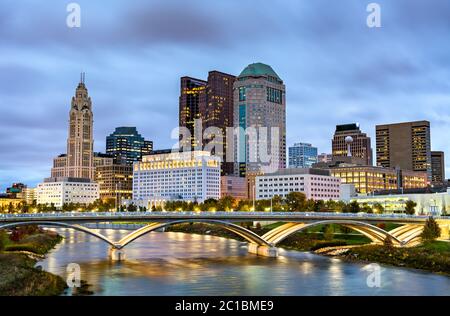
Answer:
xmin=376 ymin=120 xmax=431 ymax=181
xmin=204 ymin=71 xmax=236 ymax=175
xmin=431 ymin=151 xmax=445 ymax=186
xmin=234 ymin=63 xmax=286 ymax=176
xmin=51 ymin=74 xmax=95 ymax=180
xmin=330 ymin=165 xmax=427 ymax=194
xmin=179 ymin=71 xmax=236 ymax=175
xmin=106 ymin=127 xmax=153 ymax=165
xmin=95 ymin=164 xmax=133 ymax=201
xmin=288 ymin=143 xmax=318 ymax=168
xmin=36 ymin=177 xmax=99 ymax=208
xmin=256 ymin=168 xmax=341 ymax=201
xmin=179 ymin=77 xmax=207 ymax=150
xmin=132 ymin=151 xmax=221 ymax=208
xmin=332 ymin=123 xmax=372 ymax=165
xmin=221 ymin=176 xmax=248 ymax=201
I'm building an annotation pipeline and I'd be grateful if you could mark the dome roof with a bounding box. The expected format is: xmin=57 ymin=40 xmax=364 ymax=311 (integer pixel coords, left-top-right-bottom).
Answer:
xmin=238 ymin=63 xmax=281 ymax=81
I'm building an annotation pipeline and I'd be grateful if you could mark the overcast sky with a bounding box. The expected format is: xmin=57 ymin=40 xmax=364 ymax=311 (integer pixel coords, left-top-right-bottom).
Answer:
xmin=1 ymin=0 xmax=450 ymax=191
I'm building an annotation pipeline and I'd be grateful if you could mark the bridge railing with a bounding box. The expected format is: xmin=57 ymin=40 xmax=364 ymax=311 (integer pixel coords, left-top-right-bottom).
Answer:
xmin=0 ymin=211 xmax=444 ymax=220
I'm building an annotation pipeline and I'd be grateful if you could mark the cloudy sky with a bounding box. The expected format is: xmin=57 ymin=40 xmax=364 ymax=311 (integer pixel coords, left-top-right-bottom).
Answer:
xmin=1 ymin=0 xmax=450 ymax=190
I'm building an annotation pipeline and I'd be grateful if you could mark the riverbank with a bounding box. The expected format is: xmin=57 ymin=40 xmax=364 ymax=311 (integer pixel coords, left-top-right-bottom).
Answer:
xmin=0 ymin=229 xmax=67 ymax=296
xmin=339 ymin=242 xmax=450 ymax=275
xmin=166 ymin=223 xmax=450 ymax=275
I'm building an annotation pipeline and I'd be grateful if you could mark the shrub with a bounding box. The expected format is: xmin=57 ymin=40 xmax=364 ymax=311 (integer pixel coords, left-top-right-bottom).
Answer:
xmin=421 ymin=217 xmax=441 ymax=242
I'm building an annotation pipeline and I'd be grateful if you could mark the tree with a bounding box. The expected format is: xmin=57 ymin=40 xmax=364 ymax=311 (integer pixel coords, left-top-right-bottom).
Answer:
xmin=323 ymin=225 xmax=334 ymax=241
xmin=420 ymin=217 xmax=441 ymax=242
xmin=347 ymin=200 xmax=360 ymax=213
xmin=372 ymin=203 xmax=384 ymax=214
xmin=271 ymin=195 xmax=284 ymax=212
xmin=285 ymin=192 xmax=306 ymax=212
xmin=405 ymin=200 xmax=417 ymax=215
xmin=127 ymin=203 xmax=137 ymax=212
xmin=383 ymin=236 xmax=394 ymax=248
xmin=218 ymin=196 xmax=235 ymax=211
xmin=361 ymin=203 xmax=372 ymax=214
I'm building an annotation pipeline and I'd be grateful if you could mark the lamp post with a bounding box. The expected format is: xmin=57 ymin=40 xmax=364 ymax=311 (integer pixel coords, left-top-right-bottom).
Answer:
xmin=252 ymin=185 xmax=256 ymax=211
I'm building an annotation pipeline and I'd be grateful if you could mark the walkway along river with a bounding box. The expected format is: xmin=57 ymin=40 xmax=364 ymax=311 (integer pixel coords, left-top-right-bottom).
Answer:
xmin=39 ymin=228 xmax=450 ymax=296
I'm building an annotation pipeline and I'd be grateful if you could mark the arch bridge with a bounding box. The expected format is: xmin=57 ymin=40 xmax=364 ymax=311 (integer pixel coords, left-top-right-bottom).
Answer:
xmin=0 ymin=212 xmax=448 ymax=260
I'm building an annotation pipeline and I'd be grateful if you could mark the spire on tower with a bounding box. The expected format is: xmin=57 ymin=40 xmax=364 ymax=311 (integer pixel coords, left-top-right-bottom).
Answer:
xmin=80 ymin=72 xmax=86 ymax=84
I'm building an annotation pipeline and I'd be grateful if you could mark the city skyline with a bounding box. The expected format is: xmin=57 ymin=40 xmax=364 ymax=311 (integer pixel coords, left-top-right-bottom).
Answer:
xmin=2 ymin=0 xmax=450 ymax=190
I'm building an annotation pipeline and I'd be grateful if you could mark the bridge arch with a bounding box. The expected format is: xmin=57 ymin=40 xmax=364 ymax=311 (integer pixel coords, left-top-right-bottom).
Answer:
xmin=117 ymin=219 xmax=271 ymax=249
xmin=263 ymin=220 xmax=403 ymax=246
xmin=0 ymin=221 xmax=117 ymax=248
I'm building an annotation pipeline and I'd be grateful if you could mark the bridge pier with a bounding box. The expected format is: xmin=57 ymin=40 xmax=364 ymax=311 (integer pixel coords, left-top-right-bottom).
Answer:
xmin=109 ymin=247 xmax=126 ymax=261
xmin=248 ymin=244 xmax=278 ymax=257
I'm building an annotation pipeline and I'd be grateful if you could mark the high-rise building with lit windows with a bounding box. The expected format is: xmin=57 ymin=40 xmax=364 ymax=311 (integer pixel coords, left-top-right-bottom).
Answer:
xmin=179 ymin=71 xmax=236 ymax=175
xmin=106 ymin=127 xmax=153 ymax=165
xmin=204 ymin=71 xmax=236 ymax=175
xmin=179 ymin=77 xmax=207 ymax=150
xmin=288 ymin=143 xmax=318 ymax=168
xmin=233 ymin=63 xmax=286 ymax=177
xmin=376 ymin=120 xmax=431 ymax=182
xmin=431 ymin=151 xmax=445 ymax=186
xmin=332 ymin=123 xmax=372 ymax=166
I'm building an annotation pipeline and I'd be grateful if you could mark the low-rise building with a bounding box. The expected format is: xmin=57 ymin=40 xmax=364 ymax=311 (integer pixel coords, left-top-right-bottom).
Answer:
xmin=256 ymin=168 xmax=341 ymax=201
xmin=353 ymin=187 xmax=450 ymax=215
xmin=36 ymin=177 xmax=99 ymax=208
xmin=330 ymin=165 xmax=427 ymax=194
xmin=131 ymin=150 xmax=221 ymax=208
xmin=221 ymin=176 xmax=248 ymax=200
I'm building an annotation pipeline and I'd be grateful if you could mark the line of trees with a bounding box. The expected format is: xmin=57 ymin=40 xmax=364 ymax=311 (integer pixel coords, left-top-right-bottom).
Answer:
xmin=0 ymin=192 xmax=443 ymax=215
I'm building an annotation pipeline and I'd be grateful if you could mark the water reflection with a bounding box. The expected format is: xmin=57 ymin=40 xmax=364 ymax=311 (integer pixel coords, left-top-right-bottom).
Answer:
xmin=39 ymin=229 xmax=450 ymax=296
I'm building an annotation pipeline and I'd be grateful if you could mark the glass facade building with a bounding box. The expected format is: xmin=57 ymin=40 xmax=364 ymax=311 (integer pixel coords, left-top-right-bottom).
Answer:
xmin=288 ymin=143 xmax=318 ymax=168
xmin=106 ymin=127 xmax=153 ymax=165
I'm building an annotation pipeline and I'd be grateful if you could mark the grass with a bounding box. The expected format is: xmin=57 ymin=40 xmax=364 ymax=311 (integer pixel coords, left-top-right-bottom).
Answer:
xmin=344 ymin=241 xmax=450 ymax=275
xmin=4 ymin=232 xmax=63 ymax=255
xmin=0 ymin=252 xmax=67 ymax=296
xmin=0 ymin=229 xmax=67 ymax=296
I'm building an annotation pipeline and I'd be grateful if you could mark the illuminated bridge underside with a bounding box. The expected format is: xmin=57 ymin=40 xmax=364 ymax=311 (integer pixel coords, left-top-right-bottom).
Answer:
xmin=0 ymin=220 xmax=271 ymax=250
xmin=262 ymin=220 xmax=408 ymax=246
xmin=0 ymin=220 xmax=426 ymax=253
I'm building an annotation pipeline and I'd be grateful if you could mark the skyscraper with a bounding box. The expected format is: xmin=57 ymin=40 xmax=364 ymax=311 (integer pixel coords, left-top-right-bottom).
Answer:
xmin=288 ymin=143 xmax=318 ymax=168
xmin=233 ymin=63 xmax=286 ymax=177
xmin=376 ymin=120 xmax=432 ymax=181
xmin=431 ymin=151 xmax=445 ymax=186
xmin=51 ymin=73 xmax=95 ymax=180
xmin=204 ymin=71 xmax=236 ymax=175
xmin=179 ymin=76 xmax=207 ymax=150
xmin=178 ymin=71 xmax=236 ymax=175
xmin=106 ymin=127 xmax=153 ymax=165
xmin=332 ymin=123 xmax=372 ymax=165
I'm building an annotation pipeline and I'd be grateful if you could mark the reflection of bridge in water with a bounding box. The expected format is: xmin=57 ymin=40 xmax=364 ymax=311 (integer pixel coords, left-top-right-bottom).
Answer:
xmin=1 ymin=212 xmax=449 ymax=260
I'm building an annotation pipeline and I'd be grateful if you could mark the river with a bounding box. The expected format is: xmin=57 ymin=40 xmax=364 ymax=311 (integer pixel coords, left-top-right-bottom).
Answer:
xmin=39 ymin=228 xmax=450 ymax=296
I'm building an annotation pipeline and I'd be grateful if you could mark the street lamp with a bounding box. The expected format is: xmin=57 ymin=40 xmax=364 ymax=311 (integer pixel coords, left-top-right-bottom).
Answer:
xmin=252 ymin=185 xmax=256 ymax=211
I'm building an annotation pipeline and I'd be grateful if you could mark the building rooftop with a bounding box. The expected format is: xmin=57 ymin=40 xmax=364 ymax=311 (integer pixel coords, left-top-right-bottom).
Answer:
xmin=335 ymin=123 xmax=360 ymax=132
xmin=260 ymin=168 xmax=331 ymax=177
xmin=239 ymin=63 xmax=281 ymax=81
